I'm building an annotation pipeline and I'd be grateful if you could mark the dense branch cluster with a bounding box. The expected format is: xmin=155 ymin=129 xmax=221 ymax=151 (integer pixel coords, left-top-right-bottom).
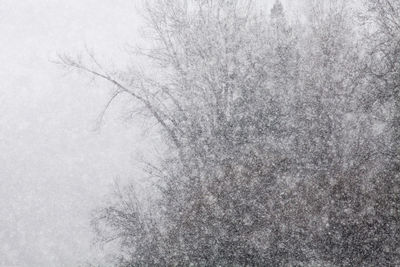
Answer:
xmin=64 ymin=0 xmax=400 ymax=266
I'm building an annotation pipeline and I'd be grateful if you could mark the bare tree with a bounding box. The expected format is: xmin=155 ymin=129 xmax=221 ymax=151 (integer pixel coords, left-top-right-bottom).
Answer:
xmin=61 ymin=0 xmax=400 ymax=265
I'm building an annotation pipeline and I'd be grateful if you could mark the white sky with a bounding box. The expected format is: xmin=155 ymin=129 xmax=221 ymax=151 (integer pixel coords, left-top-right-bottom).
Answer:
xmin=0 ymin=1 xmax=153 ymax=266
xmin=0 ymin=0 xmax=301 ymax=266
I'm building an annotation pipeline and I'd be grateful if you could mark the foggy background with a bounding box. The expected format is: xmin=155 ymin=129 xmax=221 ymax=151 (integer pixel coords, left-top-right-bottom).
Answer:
xmin=0 ymin=1 xmax=146 ymax=266
xmin=0 ymin=0 xmax=298 ymax=266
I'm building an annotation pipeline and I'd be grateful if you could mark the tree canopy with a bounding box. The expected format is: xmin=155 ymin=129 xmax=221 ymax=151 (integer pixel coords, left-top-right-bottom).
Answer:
xmin=62 ymin=0 xmax=400 ymax=265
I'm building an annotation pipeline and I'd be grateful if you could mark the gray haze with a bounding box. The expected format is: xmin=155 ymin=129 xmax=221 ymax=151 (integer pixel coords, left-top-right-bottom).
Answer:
xmin=0 ymin=1 xmax=151 ymax=266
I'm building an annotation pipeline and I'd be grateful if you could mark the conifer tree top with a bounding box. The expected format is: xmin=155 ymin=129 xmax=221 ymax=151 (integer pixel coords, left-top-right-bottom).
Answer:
xmin=271 ymin=0 xmax=284 ymax=19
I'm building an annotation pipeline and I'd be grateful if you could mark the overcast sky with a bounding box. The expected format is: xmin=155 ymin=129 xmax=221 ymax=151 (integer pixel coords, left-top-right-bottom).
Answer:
xmin=0 ymin=1 xmax=298 ymax=266
xmin=0 ymin=1 xmax=151 ymax=266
